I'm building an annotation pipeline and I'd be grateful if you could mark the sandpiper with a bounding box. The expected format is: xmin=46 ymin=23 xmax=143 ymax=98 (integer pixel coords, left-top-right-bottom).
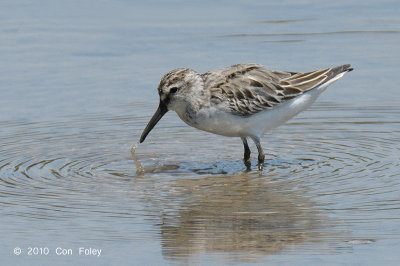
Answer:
xmin=139 ymin=63 xmax=353 ymax=170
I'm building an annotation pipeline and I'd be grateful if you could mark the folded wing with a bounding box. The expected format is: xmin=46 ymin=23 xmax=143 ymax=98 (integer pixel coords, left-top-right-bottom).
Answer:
xmin=202 ymin=63 xmax=352 ymax=116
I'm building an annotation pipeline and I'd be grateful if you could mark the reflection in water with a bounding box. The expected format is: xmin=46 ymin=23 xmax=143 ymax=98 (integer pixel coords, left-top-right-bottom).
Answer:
xmin=1 ymin=103 xmax=399 ymax=264
xmin=158 ymin=173 xmax=332 ymax=262
xmin=123 ymin=103 xmax=400 ymax=262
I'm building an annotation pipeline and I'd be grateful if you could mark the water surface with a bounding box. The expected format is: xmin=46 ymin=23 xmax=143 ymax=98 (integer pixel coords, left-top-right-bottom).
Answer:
xmin=1 ymin=0 xmax=400 ymax=265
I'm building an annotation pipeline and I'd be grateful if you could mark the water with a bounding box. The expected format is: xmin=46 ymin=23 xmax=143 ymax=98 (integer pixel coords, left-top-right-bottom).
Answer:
xmin=1 ymin=0 xmax=400 ymax=265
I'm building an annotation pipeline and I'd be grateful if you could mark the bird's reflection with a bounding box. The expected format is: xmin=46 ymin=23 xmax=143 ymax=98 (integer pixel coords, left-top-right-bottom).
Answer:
xmin=157 ymin=172 xmax=333 ymax=263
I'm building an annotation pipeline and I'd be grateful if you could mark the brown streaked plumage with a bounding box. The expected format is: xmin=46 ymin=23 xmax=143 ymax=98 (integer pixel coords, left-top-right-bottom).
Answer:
xmin=202 ymin=63 xmax=352 ymax=117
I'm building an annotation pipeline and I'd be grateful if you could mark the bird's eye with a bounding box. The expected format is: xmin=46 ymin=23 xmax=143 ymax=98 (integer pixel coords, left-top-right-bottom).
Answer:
xmin=170 ymin=87 xmax=178 ymax=94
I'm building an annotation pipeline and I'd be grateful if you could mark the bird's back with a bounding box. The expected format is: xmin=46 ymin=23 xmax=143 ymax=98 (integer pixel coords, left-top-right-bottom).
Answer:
xmin=201 ymin=63 xmax=353 ymax=117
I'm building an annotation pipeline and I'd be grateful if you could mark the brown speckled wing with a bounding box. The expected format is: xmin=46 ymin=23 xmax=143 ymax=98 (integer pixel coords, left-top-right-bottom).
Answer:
xmin=202 ymin=64 xmax=352 ymax=117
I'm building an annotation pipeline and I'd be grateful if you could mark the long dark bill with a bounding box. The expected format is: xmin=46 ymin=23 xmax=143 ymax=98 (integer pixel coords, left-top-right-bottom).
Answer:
xmin=139 ymin=101 xmax=168 ymax=143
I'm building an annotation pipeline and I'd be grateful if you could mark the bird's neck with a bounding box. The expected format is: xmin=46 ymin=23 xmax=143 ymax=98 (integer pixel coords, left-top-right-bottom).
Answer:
xmin=174 ymin=85 xmax=210 ymax=126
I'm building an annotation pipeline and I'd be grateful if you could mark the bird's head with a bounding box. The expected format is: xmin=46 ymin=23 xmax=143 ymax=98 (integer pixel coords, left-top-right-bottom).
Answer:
xmin=139 ymin=68 xmax=202 ymax=143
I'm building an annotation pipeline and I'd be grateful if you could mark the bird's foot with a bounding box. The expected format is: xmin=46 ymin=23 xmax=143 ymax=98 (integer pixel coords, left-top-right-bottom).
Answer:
xmin=243 ymin=158 xmax=251 ymax=171
xmin=257 ymin=154 xmax=265 ymax=171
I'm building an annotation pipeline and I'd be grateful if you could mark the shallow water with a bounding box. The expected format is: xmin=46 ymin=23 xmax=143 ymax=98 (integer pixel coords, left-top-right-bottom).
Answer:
xmin=1 ymin=0 xmax=400 ymax=265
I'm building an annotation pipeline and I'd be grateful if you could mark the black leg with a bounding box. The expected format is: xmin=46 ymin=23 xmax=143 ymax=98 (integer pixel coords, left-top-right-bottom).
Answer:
xmin=241 ymin=137 xmax=251 ymax=170
xmin=250 ymin=136 xmax=265 ymax=170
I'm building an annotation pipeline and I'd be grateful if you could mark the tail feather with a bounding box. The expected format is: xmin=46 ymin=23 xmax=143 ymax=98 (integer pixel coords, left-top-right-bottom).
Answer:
xmin=280 ymin=64 xmax=353 ymax=94
xmin=325 ymin=64 xmax=353 ymax=81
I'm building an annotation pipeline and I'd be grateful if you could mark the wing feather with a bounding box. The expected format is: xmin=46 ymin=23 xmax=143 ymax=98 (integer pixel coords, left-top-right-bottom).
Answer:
xmin=201 ymin=64 xmax=352 ymax=116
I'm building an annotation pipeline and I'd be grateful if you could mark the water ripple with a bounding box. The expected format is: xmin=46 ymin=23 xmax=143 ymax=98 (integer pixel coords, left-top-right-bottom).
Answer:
xmin=0 ymin=102 xmax=399 ymax=260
